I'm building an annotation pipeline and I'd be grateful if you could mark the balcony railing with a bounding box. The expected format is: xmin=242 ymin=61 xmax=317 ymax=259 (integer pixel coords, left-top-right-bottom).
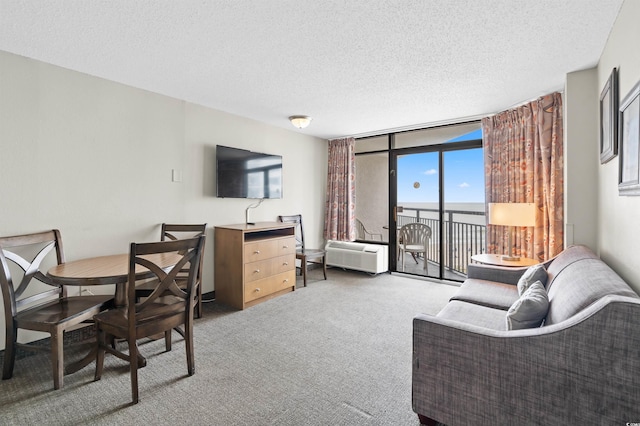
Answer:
xmin=397 ymin=207 xmax=486 ymax=275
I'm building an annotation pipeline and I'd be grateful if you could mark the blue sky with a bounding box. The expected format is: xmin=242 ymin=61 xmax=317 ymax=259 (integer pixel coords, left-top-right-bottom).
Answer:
xmin=397 ymin=129 xmax=485 ymax=203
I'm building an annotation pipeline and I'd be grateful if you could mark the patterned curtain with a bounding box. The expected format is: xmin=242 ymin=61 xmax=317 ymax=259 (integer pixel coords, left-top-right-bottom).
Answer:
xmin=324 ymin=137 xmax=356 ymax=241
xmin=482 ymin=92 xmax=564 ymax=261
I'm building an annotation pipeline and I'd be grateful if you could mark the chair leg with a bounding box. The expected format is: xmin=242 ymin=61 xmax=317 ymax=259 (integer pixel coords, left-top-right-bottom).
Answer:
xmin=301 ymin=260 xmax=307 ymax=287
xmin=195 ymin=284 xmax=203 ymax=319
xmin=185 ymin=311 xmax=195 ymax=376
xmin=322 ymin=256 xmax=327 ymax=280
xmin=2 ymin=325 xmax=17 ymax=380
xmin=423 ymin=251 xmax=428 ymax=274
xmin=129 ymin=336 xmax=139 ymax=404
xmin=165 ymin=330 xmax=172 ymax=352
xmin=94 ymin=328 xmax=105 ymax=381
xmin=51 ymin=330 xmax=63 ymax=390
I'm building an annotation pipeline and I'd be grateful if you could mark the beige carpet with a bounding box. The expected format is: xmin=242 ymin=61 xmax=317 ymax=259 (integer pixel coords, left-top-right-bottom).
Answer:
xmin=0 ymin=268 xmax=458 ymax=425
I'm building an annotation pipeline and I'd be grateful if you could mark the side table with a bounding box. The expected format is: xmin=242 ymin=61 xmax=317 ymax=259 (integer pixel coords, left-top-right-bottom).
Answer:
xmin=470 ymin=253 xmax=538 ymax=267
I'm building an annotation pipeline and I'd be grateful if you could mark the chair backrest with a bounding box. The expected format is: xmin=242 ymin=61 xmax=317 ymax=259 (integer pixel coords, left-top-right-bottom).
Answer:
xmin=355 ymin=219 xmax=366 ymax=240
xmin=400 ymin=223 xmax=431 ymax=247
xmin=161 ymin=223 xmax=207 ymax=282
xmin=127 ymin=235 xmax=205 ymax=325
xmin=0 ymin=230 xmax=65 ymax=323
xmin=278 ymin=215 xmax=305 ymax=250
xmin=161 ymin=223 xmax=207 ymax=242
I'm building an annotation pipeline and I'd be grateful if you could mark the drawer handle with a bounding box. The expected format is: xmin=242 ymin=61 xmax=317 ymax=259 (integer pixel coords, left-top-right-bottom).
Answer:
xmin=254 ymin=288 xmax=260 ymax=293
xmin=283 ymin=279 xmax=289 ymax=283
xmin=283 ymin=262 xmax=288 ymax=266
xmin=283 ymin=245 xmax=288 ymax=248
xmin=253 ymin=269 xmax=260 ymax=273
xmin=254 ymin=250 xmax=260 ymax=254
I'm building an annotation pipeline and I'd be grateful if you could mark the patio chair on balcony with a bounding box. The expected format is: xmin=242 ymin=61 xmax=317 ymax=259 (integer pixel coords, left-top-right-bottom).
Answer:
xmin=356 ymin=218 xmax=383 ymax=241
xmin=399 ymin=223 xmax=431 ymax=273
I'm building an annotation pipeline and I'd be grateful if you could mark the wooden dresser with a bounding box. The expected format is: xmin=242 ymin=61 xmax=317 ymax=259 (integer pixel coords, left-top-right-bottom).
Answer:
xmin=214 ymin=222 xmax=296 ymax=310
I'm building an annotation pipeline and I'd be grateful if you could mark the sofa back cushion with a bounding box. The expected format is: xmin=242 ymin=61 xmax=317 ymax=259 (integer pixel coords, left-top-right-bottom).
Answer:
xmin=545 ymin=256 xmax=638 ymax=325
xmin=545 ymin=245 xmax=598 ymax=287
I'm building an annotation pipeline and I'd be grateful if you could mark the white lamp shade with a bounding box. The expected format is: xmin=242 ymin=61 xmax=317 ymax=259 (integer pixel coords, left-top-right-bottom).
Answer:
xmin=289 ymin=115 xmax=312 ymax=129
xmin=488 ymin=203 xmax=536 ymax=227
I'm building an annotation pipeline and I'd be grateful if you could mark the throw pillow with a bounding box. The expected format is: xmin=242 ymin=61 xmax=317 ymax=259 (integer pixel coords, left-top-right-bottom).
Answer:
xmin=517 ymin=263 xmax=548 ymax=295
xmin=506 ymin=281 xmax=550 ymax=330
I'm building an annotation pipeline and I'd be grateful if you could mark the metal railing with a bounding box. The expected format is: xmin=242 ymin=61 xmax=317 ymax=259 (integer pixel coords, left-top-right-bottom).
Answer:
xmin=397 ymin=207 xmax=486 ymax=275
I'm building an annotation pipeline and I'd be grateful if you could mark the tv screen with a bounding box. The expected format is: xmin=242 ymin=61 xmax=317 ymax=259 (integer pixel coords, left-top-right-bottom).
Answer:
xmin=216 ymin=145 xmax=283 ymax=199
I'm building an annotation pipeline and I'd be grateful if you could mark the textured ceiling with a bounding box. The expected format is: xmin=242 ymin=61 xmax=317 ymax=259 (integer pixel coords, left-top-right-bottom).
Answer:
xmin=0 ymin=1 xmax=624 ymax=139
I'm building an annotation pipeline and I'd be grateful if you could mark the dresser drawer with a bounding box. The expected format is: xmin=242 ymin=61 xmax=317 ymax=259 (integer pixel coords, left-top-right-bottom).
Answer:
xmin=244 ymin=237 xmax=296 ymax=263
xmin=244 ymin=270 xmax=296 ymax=302
xmin=244 ymin=254 xmax=295 ymax=283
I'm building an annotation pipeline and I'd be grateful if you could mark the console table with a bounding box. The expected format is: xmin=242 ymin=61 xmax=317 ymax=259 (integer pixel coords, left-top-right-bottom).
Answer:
xmin=214 ymin=222 xmax=296 ymax=310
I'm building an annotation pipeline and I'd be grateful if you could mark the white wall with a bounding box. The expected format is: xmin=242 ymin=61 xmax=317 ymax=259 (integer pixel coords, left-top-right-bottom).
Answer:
xmin=564 ymin=68 xmax=599 ymax=250
xmin=0 ymin=50 xmax=327 ymax=348
xmin=181 ymin=103 xmax=328 ymax=292
xmin=596 ymin=0 xmax=640 ymax=293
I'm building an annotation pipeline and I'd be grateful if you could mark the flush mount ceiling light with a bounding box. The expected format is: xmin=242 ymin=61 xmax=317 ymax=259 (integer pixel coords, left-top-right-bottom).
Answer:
xmin=288 ymin=115 xmax=312 ymax=129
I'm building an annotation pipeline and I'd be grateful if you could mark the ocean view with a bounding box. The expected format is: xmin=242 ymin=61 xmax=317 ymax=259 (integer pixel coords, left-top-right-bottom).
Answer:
xmin=399 ymin=202 xmax=487 ymax=226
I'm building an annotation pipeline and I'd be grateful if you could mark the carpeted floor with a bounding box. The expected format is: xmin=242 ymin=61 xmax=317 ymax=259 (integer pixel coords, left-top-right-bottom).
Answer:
xmin=0 ymin=268 xmax=457 ymax=425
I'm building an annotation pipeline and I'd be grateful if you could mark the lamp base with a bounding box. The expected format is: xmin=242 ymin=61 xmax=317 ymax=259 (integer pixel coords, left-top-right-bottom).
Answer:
xmin=501 ymin=255 xmax=521 ymax=261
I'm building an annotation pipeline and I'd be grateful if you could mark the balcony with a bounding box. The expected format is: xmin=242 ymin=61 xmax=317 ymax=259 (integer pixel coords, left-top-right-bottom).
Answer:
xmin=360 ymin=206 xmax=487 ymax=281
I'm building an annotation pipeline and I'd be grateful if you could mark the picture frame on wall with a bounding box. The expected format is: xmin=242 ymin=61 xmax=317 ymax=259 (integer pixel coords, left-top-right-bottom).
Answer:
xmin=600 ymin=68 xmax=618 ymax=164
xmin=618 ymin=80 xmax=640 ymax=196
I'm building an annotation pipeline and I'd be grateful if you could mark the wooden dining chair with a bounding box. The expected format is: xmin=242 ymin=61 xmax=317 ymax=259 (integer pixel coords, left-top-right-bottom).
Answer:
xmin=135 ymin=223 xmax=207 ymax=319
xmin=0 ymin=229 xmax=113 ymax=389
xmin=94 ymin=235 xmax=205 ymax=404
xmin=277 ymin=214 xmax=327 ymax=287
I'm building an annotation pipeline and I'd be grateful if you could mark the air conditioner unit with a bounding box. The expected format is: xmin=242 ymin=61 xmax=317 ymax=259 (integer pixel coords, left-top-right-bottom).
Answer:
xmin=325 ymin=240 xmax=388 ymax=274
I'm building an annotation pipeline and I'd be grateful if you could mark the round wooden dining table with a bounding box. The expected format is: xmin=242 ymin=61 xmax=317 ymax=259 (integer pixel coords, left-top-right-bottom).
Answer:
xmin=47 ymin=252 xmax=183 ymax=306
xmin=46 ymin=251 xmax=183 ymax=373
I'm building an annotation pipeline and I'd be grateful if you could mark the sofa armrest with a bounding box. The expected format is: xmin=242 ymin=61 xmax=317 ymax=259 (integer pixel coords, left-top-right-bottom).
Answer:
xmin=412 ymin=295 xmax=640 ymax=424
xmin=466 ymin=263 xmax=529 ymax=285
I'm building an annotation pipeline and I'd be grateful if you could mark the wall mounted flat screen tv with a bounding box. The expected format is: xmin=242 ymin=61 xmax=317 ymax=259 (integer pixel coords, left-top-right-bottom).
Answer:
xmin=216 ymin=145 xmax=282 ymax=199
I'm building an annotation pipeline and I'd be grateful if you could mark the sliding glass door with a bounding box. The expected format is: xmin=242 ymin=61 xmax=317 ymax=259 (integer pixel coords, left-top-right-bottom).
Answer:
xmin=391 ymin=124 xmax=484 ymax=281
xmin=441 ymin=148 xmax=486 ymax=277
xmin=393 ymin=151 xmax=440 ymax=278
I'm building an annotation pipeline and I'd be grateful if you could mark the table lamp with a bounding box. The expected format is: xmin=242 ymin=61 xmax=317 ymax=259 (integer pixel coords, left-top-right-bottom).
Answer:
xmin=488 ymin=202 xmax=536 ymax=261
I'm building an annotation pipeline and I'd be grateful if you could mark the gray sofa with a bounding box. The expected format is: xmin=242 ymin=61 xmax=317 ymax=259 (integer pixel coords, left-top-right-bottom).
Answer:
xmin=412 ymin=245 xmax=640 ymax=425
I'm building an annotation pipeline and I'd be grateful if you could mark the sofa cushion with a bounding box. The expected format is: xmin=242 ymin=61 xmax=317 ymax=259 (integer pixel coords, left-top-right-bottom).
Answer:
xmin=437 ymin=300 xmax=507 ymax=331
xmin=450 ymin=279 xmax=519 ymax=310
xmin=546 ymin=258 xmax=639 ymax=325
xmin=517 ymin=264 xmax=548 ymax=295
xmin=506 ymin=281 xmax=549 ymax=330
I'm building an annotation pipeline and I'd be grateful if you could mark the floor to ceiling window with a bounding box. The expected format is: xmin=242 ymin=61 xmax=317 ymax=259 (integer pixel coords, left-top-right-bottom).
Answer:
xmin=354 ymin=135 xmax=389 ymax=242
xmin=355 ymin=122 xmax=484 ymax=282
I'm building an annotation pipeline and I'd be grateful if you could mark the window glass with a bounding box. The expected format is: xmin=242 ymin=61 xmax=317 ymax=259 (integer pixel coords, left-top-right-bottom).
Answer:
xmin=355 ymin=135 xmax=388 ymax=153
xmin=355 ymin=152 xmax=389 ymax=242
xmin=394 ymin=122 xmax=481 ymax=149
